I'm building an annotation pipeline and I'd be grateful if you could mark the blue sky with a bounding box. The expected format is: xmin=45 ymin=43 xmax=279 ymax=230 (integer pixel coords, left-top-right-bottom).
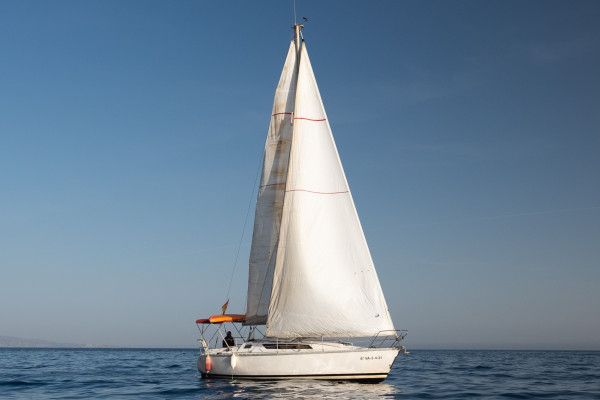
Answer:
xmin=1 ymin=0 xmax=599 ymax=349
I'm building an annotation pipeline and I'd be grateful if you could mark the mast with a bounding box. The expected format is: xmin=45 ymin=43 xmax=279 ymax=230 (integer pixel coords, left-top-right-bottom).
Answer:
xmin=293 ymin=23 xmax=303 ymax=55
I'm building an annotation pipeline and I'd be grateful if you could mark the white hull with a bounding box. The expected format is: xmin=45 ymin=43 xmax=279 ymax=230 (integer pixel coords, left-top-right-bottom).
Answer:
xmin=197 ymin=340 xmax=400 ymax=382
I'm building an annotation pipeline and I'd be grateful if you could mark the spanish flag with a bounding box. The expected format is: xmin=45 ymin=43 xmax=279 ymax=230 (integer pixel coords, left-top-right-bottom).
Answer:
xmin=221 ymin=300 xmax=229 ymax=314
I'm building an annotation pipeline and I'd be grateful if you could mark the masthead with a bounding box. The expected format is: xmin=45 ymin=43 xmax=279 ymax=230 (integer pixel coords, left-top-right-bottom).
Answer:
xmin=293 ymin=23 xmax=304 ymax=54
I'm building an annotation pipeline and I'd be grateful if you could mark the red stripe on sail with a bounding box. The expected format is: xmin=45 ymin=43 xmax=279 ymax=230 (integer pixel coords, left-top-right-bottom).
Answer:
xmin=272 ymin=112 xmax=293 ymax=116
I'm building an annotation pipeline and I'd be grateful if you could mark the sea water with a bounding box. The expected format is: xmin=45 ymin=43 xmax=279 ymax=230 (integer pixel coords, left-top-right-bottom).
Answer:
xmin=1 ymin=348 xmax=598 ymax=399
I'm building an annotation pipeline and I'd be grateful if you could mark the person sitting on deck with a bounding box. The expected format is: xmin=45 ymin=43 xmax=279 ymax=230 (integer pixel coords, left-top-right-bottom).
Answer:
xmin=222 ymin=331 xmax=235 ymax=348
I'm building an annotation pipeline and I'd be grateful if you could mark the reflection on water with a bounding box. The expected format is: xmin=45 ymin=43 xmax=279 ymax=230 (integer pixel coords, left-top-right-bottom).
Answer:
xmin=203 ymin=379 xmax=398 ymax=399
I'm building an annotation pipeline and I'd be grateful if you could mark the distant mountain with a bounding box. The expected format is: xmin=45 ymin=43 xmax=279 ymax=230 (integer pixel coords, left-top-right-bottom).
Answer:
xmin=0 ymin=335 xmax=102 ymax=348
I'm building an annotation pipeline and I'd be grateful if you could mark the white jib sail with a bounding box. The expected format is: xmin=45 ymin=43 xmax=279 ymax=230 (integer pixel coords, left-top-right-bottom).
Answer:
xmin=245 ymin=42 xmax=298 ymax=325
xmin=266 ymin=42 xmax=395 ymax=338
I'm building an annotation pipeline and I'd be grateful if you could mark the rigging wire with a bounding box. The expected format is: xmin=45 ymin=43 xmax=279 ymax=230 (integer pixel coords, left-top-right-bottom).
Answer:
xmin=224 ymin=148 xmax=264 ymax=305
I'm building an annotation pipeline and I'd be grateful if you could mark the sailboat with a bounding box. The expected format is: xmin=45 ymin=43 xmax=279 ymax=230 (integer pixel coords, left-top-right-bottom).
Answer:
xmin=196 ymin=24 xmax=406 ymax=383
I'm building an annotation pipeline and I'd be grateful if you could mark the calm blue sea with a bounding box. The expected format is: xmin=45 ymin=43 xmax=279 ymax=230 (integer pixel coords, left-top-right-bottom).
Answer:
xmin=1 ymin=348 xmax=598 ymax=399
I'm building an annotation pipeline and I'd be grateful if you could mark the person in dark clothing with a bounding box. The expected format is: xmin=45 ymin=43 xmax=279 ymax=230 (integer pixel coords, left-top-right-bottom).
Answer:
xmin=222 ymin=331 xmax=235 ymax=348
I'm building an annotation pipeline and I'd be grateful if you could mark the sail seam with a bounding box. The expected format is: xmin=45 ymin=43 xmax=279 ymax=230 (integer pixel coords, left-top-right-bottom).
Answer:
xmin=271 ymin=113 xmax=325 ymax=122
xmin=259 ymin=183 xmax=286 ymax=189
xmin=294 ymin=117 xmax=326 ymax=121
xmin=285 ymin=189 xmax=349 ymax=195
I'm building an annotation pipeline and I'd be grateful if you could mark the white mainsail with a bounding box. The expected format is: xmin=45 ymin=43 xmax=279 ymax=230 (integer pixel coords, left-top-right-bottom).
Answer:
xmin=247 ymin=39 xmax=394 ymax=338
xmin=246 ymin=42 xmax=298 ymax=325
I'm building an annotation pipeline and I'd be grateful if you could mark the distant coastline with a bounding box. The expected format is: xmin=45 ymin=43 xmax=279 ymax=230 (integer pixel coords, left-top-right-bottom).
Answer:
xmin=0 ymin=335 xmax=103 ymax=348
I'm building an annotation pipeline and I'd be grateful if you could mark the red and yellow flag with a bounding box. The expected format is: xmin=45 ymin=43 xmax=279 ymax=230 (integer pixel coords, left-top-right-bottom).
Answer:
xmin=221 ymin=300 xmax=229 ymax=314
